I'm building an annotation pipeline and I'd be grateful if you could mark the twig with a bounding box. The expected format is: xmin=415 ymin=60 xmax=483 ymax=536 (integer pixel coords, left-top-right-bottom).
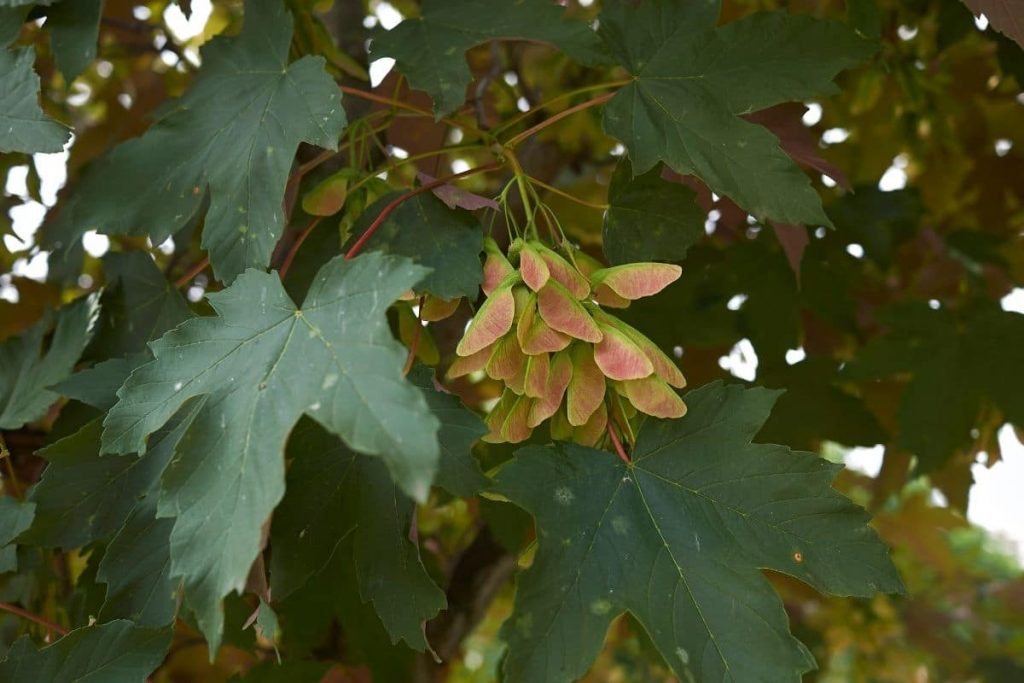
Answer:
xmin=339 ymin=85 xmax=488 ymax=139
xmin=607 ymin=419 xmax=631 ymax=465
xmin=505 ymin=92 xmax=615 ymax=148
xmin=345 ymin=162 xmax=501 ymax=261
xmin=278 ymin=217 xmax=322 ymax=279
xmin=174 ymin=257 xmax=208 ymax=288
xmin=527 ymin=176 xmax=608 ymax=210
xmin=0 ymin=602 xmax=69 ymax=637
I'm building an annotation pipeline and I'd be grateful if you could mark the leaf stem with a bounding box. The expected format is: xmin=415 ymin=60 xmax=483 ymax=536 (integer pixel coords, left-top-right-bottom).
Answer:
xmin=492 ymin=80 xmax=631 ymax=136
xmin=339 ymin=85 xmax=488 ymax=139
xmin=504 ymin=91 xmax=616 ymax=148
xmin=345 ymin=162 xmax=501 ymax=261
xmin=174 ymin=257 xmax=209 ymax=288
xmin=527 ymin=176 xmax=609 ymax=210
xmin=278 ymin=217 xmax=323 ymax=279
xmin=607 ymin=420 xmax=631 ymax=465
xmin=0 ymin=601 xmax=69 ymax=637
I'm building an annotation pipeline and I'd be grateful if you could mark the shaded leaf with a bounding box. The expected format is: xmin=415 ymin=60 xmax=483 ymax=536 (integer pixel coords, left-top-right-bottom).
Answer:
xmin=348 ymin=192 xmax=483 ymax=300
xmin=603 ymin=160 xmax=704 ymax=264
xmin=0 ymin=620 xmax=170 ymax=683
xmin=0 ymin=496 xmax=34 ymax=573
xmin=371 ymin=0 xmax=608 ymax=117
xmin=269 ymin=420 xmax=445 ymax=650
xmin=46 ymin=0 xmax=102 ymax=82
xmin=96 ymin=498 xmax=177 ymax=626
xmin=0 ymin=293 xmax=98 ymax=430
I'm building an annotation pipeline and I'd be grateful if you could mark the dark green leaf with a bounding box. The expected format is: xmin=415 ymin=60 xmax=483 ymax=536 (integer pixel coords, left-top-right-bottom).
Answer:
xmin=496 ymin=381 xmax=902 ymax=682
xmin=848 ymin=303 xmax=1024 ymax=471
xmin=603 ymin=160 xmax=704 ymax=264
xmin=348 ymin=193 xmax=483 ymax=300
xmin=44 ymin=0 xmax=346 ymax=282
xmin=600 ymin=3 xmax=875 ymax=226
xmin=270 ymin=419 xmax=445 ymax=650
xmin=371 ymin=0 xmax=608 ymax=117
xmin=0 ymin=496 xmax=34 ymax=573
xmin=21 ymin=404 xmax=198 ymax=548
xmin=409 ymin=366 xmax=488 ymax=497
xmin=46 ymin=0 xmax=102 ymax=82
xmin=97 ymin=499 xmax=177 ymax=626
xmin=0 ymin=620 xmax=170 ymax=683
xmin=0 ymin=293 xmax=98 ymax=429
xmin=102 ymin=253 xmax=438 ymax=651
xmin=89 ymin=251 xmax=193 ymax=360
xmin=0 ymin=47 xmax=70 ymax=153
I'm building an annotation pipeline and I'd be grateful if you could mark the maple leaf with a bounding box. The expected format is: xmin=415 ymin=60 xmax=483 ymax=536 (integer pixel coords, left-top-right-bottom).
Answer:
xmin=270 ymin=419 xmax=446 ymax=650
xmin=347 ymin=192 xmax=484 ymax=300
xmin=848 ymin=303 xmax=1024 ymax=471
xmin=603 ymin=159 xmax=704 ymax=264
xmin=101 ymin=252 xmax=439 ymax=651
xmin=0 ymin=496 xmax=34 ymax=573
xmin=599 ymin=1 xmax=875 ymax=226
xmin=496 ymin=381 xmax=903 ymax=682
xmin=371 ymin=0 xmax=608 ymax=117
xmin=0 ymin=293 xmax=97 ymax=430
xmin=0 ymin=47 xmax=70 ymax=154
xmin=44 ymin=0 xmax=346 ymax=282
xmin=0 ymin=620 xmax=170 ymax=683
xmin=46 ymin=0 xmax=102 ymax=82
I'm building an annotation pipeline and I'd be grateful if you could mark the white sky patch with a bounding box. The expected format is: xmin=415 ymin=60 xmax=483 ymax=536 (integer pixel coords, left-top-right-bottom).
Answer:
xmin=718 ymin=339 xmax=758 ymax=381
xmin=844 ymin=444 xmax=884 ymax=477
xmin=974 ymin=13 xmax=989 ymax=31
xmin=12 ymin=253 xmax=49 ymax=282
xmin=969 ymin=425 xmax=1024 ymax=563
xmin=785 ymin=347 xmax=806 ymax=365
xmin=821 ymin=174 xmax=837 ymax=188
xmin=82 ymin=231 xmax=110 ymax=257
xmin=897 ymin=25 xmax=918 ymax=41
xmin=451 ymin=158 xmax=471 ymax=174
xmin=726 ymin=293 xmax=747 ymax=311
xmin=373 ymin=1 xmax=404 ymax=29
xmin=846 ymin=243 xmax=865 ymax=259
xmin=1001 ymin=288 xmax=1024 ymax=313
xmin=802 ymin=102 xmax=822 ymax=126
xmin=164 ymin=0 xmax=212 ymax=42
xmin=368 ymin=58 xmax=395 ymax=87
xmin=878 ymin=166 xmax=907 ymax=191
xmin=821 ymin=127 xmax=849 ymax=144
xmin=995 ymin=139 xmax=1013 ymax=157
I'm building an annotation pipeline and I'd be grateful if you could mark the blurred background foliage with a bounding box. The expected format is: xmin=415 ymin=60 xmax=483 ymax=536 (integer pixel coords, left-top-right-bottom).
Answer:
xmin=1 ymin=0 xmax=1023 ymax=680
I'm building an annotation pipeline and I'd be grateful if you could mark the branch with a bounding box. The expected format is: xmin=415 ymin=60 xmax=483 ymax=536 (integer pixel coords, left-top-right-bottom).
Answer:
xmin=504 ymin=91 xmax=615 ymax=148
xmin=0 ymin=602 xmax=69 ymax=637
xmin=345 ymin=162 xmax=501 ymax=261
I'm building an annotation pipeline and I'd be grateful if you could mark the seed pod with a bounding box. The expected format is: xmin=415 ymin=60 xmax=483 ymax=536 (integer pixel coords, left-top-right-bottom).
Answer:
xmin=537 ymin=280 xmax=602 ymax=342
xmin=589 ymin=262 xmax=681 ymax=300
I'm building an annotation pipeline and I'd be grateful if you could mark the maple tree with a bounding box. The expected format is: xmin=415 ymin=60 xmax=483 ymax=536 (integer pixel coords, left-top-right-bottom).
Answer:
xmin=0 ymin=0 xmax=1022 ymax=681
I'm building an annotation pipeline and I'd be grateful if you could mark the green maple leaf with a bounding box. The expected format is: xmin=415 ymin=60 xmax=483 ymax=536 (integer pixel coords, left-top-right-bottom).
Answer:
xmin=0 ymin=496 xmax=34 ymax=572
xmin=45 ymin=0 xmax=346 ymax=283
xmin=599 ymin=1 xmax=875 ymax=226
xmin=347 ymin=193 xmax=484 ymax=300
xmin=46 ymin=0 xmax=102 ymax=82
xmin=0 ymin=47 xmax=70 ymax=154
xmin=96 ymin=498 xmax=177 ymax=626
xmin=603 ymin=159 xmax=704 ymax=264
xmin=495 ymin=381 xmax=903 ymax=682
xmin=0 ymin=620 xmax=170 ymax=683
xmin=270 ymin=419 xmax=446 ymax=650
xmin=101 ymin=252 xmax=439 ymax=651
xmin=371 ymin=0 xmax=608 ymax=117
xmin=21 ymin=407 xmax=196 ymax=549
xmin=848 ymin=303 xmax=1024 ymax=471
xmin=0 ymin=293 xmax=97 ymax=430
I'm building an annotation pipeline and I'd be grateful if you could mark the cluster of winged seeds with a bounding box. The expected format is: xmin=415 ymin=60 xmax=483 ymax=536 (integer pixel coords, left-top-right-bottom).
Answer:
xmin=450 ymin=237 xmax=686 ymax=445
